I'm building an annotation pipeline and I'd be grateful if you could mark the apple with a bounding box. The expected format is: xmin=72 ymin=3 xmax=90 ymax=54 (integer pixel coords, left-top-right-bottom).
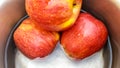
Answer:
xmin=60 ymin=12 xmax=108 ymax=59
xmin=25 ymin=0 xmax=82 ymax=31
xmin=13 ymin=17 xmax=60 ymax=59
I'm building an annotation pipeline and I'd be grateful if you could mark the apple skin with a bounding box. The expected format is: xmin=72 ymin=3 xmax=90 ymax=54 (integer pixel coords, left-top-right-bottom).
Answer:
xmin=60 ymin=12 xmax=108 ymax=59
xmin=13 ymin=18 xmax=59 ymax=59
xmin=25 ymin=0 xmax=82 ymax=31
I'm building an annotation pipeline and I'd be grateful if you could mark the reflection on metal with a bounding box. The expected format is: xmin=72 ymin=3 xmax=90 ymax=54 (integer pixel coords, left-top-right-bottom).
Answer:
xmin=0 ymin=0 xmax=26 ymax=68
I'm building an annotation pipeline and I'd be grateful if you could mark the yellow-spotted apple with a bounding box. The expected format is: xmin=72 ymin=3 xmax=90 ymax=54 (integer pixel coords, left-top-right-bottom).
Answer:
xmin=25 ymin=0 xmax=82 ymax=31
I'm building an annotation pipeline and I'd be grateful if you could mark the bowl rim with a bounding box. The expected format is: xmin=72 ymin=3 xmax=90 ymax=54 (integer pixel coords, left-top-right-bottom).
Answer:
xmin=4 ymin=15 xmax=28 ymax=68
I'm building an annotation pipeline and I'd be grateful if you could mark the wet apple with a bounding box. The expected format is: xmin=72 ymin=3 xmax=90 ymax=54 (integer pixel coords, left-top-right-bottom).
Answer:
xmin=13 ymin=18 xmax=59 ymax=59
xmin=25 ymin=0 xmax=82 ymax=31
xmin=61 ymin=13 xmax=108 ymax=59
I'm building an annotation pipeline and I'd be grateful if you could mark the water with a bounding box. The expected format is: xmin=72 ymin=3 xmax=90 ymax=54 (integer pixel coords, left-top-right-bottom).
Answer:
xmin=15 ymin=43 xmax=104 ymax=68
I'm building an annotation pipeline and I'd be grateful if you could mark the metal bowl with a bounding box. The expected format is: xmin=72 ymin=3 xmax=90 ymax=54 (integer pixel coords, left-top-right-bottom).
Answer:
xmin=1 ymin=0 xmax=120 ymax=68
xmin=4 ymin=14 xmax=112 ymax=68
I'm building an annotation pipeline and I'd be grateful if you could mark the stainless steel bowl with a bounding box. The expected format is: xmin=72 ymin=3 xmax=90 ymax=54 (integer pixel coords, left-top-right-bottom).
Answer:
xmin=4 ymin=14 xmax=112 ymax=68
xmin=1 ymin=0 xmax=120 ymax=68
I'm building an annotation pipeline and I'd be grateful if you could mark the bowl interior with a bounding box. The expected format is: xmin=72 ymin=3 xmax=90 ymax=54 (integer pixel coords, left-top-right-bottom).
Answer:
xmin=4 ymin=14 xmax=112 ymax=68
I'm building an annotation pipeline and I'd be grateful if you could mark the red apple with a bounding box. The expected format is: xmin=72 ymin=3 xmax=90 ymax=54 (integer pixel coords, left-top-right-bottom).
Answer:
xmin=60 ymin=12 xmax=108 ymax=59
xmin=13 ymin=18 xmax=59 ymax=59
xmin=25 ymin=0 xmax=82 ymax=31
